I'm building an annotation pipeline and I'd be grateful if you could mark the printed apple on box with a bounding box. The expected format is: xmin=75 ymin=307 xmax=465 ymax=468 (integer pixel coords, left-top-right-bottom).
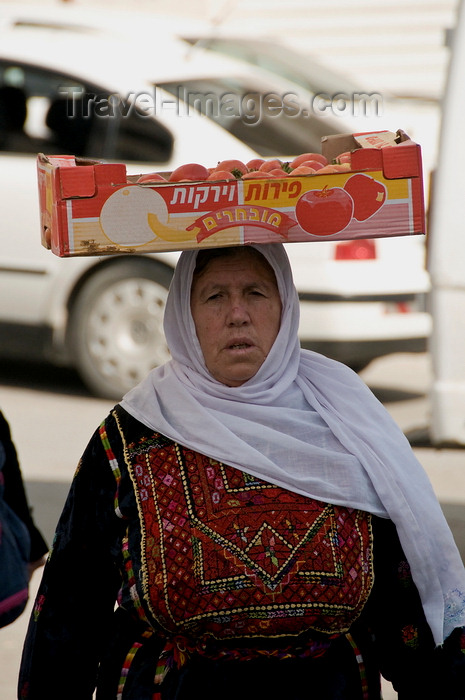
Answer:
xmin=37 ymin=130 xmax=426 ymax=257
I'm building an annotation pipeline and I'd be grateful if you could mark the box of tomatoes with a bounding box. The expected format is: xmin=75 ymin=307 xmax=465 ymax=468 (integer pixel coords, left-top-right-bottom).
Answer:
xmin=38 ymin=129 xmax=425 ymax=257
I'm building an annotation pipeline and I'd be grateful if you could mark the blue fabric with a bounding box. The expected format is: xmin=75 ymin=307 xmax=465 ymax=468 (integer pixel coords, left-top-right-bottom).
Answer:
xmin=0 ymin=439 xmax=31 ymax=628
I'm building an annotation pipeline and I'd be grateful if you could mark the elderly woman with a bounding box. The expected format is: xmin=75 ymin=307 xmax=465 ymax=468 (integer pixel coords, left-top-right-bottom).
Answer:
xmin=19 ymin=244 xmax=465 ymax=699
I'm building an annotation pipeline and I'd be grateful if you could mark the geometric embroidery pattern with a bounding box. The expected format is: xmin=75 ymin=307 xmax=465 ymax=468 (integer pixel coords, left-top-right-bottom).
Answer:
xmin=124 ymin=432 xmax=374 ymax=642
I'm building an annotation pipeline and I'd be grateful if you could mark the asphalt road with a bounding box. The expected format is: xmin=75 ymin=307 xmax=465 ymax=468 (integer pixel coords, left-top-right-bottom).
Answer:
xmin=1 ymin=352 xmax=464 ymax=700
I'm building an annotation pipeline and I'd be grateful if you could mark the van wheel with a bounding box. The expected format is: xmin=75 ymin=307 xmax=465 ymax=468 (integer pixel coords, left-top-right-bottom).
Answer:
xmin=68 ymin=258 xmax=173 ymax=400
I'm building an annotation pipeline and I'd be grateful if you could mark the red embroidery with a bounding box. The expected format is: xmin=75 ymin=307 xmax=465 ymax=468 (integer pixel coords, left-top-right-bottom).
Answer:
xmin=126 ymin=439 xmax=373 ymax=642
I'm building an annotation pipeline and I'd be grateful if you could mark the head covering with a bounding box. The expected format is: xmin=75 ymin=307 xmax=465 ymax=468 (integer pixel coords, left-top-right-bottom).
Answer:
xmin=122 ymin=243 xmax=465 ymax=645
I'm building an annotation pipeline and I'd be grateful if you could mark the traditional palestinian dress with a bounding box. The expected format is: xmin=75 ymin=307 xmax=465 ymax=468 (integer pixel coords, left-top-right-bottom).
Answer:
xmin=19 ymin=244 xmax=465 ymax=699
xmin=18 ymin=406 xmax=465 ymax=699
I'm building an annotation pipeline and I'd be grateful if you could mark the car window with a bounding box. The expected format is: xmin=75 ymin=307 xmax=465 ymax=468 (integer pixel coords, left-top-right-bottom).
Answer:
xmin=159 ymin=76 xmax=340 ymax=157
xmin=182 ymin=37 xmax=363 ymax=97
xmin=0 ymin=60 xmax=174 ymax=162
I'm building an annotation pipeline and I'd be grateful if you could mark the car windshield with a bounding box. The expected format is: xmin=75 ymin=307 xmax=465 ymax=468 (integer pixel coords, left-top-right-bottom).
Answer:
xmin=159 ymin=76 xmax=343 ymax=157
xmin=182 ymin=36 xmax=364 ymax=97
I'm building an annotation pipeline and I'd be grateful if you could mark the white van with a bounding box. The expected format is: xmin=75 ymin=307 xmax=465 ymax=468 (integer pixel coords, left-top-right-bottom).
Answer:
xmin=427 ymin=0 xmax=465 ymax=446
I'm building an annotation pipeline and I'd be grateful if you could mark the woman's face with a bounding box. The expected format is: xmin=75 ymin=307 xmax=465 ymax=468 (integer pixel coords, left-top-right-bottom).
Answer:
xmin=190 ymin=249 xmax=282 ymax=386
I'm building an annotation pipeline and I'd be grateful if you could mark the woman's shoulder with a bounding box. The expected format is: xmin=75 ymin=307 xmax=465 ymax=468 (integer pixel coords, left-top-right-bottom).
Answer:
xmin=103 ymin=404 xmax=174 ymax=451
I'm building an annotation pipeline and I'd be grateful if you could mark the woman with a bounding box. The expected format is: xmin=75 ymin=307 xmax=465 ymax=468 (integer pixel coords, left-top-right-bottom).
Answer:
xmin=19 ymin=244 xmax=465 ymax=699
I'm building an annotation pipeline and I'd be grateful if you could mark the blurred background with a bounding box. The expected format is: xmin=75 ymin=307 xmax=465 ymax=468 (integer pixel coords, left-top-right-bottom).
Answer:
xmin=3 ymin=0 xmax=455 ymax=99
xmin=1 ymin=1 xmax=464 ymax=698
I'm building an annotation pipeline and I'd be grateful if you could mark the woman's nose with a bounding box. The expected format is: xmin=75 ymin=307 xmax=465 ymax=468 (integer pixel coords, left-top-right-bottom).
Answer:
xmin=227 ymin=301 xmax=250 ymax=325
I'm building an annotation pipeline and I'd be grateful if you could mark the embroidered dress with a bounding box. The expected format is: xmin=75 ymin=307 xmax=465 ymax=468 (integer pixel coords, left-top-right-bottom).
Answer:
xmin=19 ymin=407 xmax=465 ymax=700
xmin=123 ymin=425 xmax=373 ymax=641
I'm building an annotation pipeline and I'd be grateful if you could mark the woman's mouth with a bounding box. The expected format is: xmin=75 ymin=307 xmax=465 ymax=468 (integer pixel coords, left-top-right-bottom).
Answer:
xmin=226 ymin=339 xmax=254 ymax=352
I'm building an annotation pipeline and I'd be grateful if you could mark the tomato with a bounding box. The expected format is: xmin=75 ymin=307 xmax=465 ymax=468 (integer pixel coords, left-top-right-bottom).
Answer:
xmin=315 ymin=163 xmax=351 ymax=174
xmin=310 ymin=164 xmax=333 ymax=174
xmin=259 ymin=158 xmax=285 ymax=172
xmin=295 ymin=186 xmax=354 ymax=236
xmin=246 ymin=158 xmax=265 ymax=171
xmin=290 ymin=152 xmax=328 ymax=169
xmin=343 ymin=174 xmax=387 ymax=221
xmin=168 ymin=163 xmax=210 ymax=182
xmin=335 ymin=151 xmax=352 ymax=165
xmin=241 ymin=170 xmax=275 ymax=179
xmin=137 ymin=172 xmax=167 ymax=183
xmin=267 ymin=168 xmax=289 ymax=177
xmin=215 ymin=159 xmax=248 ymax=176
xmin=297 ymin=160 xmax=324 ymax=171
xmin=289 ymin=165 xmax=317 ymax=175
xmin=207 ymin=170 xmax=237 ymax=181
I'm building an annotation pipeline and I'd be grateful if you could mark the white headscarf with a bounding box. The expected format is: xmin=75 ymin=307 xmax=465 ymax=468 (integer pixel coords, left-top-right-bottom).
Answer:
xmin=121 ymin=243 xmax=465 ymax=645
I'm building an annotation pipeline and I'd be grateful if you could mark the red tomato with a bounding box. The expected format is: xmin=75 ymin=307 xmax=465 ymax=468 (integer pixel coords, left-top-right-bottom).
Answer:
xmin=259 ymin=159 xmax=284 ymax=172
xmin=343 ymin=173 xmax=387 ymax=221
xmin=295 ymin=186 xmax=354 ymax=236
xmin=168 ymin=163 xmax=210 ymax=182
xmin=241 ymin=170 xmax=275 ymax=179
xmin=316 ymin=163 xmax=351 ymax=174
xmin=207 ymin=170 xmax=237 ymax=181
xmin=215 ymin=159 xmax=248 ymax=176
xmin=137 ymin=172 xmax=167 ymax=183
xmin=290 ymin=152 xmax=328 ymax=169
xmin=246 ymin=158 xmax=265 ymax=171
xmin=297 ymin=160 xmax=324 ymax=171
xmin=268 ymin=168 xmax=290 ymax=177
xmin=289 ymin=165 xmax=317 ymax=175
xmin=335 ymin=151 xmax=352 ymax=165
xmin=312 ymin=164 xmax=337 ymax=174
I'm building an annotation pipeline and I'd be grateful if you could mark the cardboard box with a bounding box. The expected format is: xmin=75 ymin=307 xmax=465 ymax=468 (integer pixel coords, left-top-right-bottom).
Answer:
xmin=38 ymin=130 xmax=425 ymax=257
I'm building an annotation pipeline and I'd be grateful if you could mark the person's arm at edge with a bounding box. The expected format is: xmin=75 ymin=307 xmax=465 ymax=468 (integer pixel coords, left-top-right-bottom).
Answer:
xmin=18 ymin=413 xmax=124 ymax=700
